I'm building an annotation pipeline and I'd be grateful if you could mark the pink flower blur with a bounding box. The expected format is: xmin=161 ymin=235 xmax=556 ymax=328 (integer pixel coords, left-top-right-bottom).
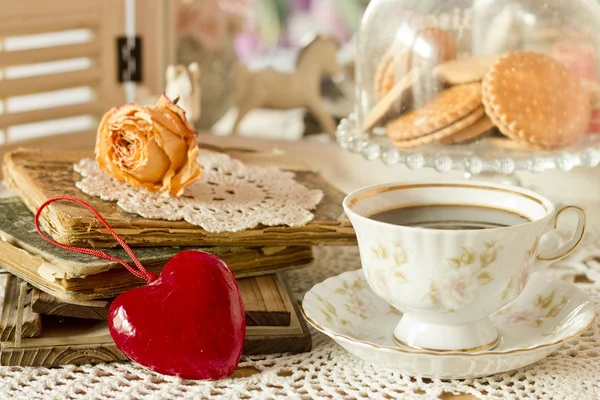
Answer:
xmin=175 ymin=0 xmax=253 ymax=52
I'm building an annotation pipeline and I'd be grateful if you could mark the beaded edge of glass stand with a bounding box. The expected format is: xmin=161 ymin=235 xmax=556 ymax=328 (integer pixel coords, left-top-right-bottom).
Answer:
xmin=336 ymin=114 xmax=600 ymax=175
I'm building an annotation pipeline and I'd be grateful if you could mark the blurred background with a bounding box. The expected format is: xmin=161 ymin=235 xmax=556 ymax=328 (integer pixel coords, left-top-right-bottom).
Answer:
xmin=0 ymin=0 xmax=368 ymax=153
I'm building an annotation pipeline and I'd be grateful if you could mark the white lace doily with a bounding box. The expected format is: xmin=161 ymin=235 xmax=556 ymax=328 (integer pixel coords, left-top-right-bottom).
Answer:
xmin=74 ymin=151 xmax=324 ymax=233
xmin=1 ymin=238 xmax=600 ymax=400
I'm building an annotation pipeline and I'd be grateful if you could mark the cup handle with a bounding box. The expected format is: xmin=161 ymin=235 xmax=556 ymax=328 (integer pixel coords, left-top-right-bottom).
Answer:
xmin=536 ymin=206 xmax=586 ymax=267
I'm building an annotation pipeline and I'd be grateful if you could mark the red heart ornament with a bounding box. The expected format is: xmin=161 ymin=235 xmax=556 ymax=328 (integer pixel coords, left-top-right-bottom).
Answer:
xmin=34 ymin=197 xmax=245 ymax=380
xmin=108 ymin=250 xmax=246 ymax=380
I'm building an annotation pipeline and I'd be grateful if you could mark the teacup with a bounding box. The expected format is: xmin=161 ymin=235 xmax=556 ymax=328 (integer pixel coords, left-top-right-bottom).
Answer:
xmin=343 ymin=180 xmax=586 ymax=352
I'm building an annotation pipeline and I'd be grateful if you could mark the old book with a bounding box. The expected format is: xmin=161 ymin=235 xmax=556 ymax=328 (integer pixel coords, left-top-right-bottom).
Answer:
xmin=0 ymin=275 xmax=311 ymax=367
xmin=31 ymin=274 xmax=291 ymax=327
xmin=2 ymin=145 xmax=355 ymax=248
xmin=0 ymin=197 xmax=313 ymax=301
xmin=0 ymin=275 xmax=42 ymax=341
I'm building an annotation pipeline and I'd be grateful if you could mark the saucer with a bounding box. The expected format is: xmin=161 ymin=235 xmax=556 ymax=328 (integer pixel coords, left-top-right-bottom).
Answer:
xmin=301 ymin=270 xmax=595 ymax=379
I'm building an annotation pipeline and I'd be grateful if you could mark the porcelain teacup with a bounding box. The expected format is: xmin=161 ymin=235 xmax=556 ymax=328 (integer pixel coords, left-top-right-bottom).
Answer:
xmin=343 ymin=180 xmax=586 ymax=352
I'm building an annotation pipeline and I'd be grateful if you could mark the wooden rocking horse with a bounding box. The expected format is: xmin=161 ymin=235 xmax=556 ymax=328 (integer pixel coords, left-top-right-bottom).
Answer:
xmin=229 ymin=35 xmax=343 ymax=136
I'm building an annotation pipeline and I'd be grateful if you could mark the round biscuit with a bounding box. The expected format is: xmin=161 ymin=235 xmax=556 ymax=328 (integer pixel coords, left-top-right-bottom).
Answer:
xmin=392 ymin=107 xmax=485 ymax=149
xmin=433 ymin=54 xmax=500 ymax=85
xmin=374 ymin=26 xmax=457 ymax=99
xmin=482 ymin=102 xmax=549 ymax=148
xmin=483 ymin=92 xmax=576 ymax=151
xmin=411 ymin=27 xmax=458 ymax=65
xmin=364 ymin=68 xmax=422 ymax=133
xmin=482 ymin=51 xmax=591 ymax=148
xmin=374 ymin=50 xmax=395 ymax=100
xmin=387 ymin=82 xmax=483 ymax=140
xmin=440 ymin=115 xmax=495 ymax=144
xmin=486 ymin=137 xmax=549 ymax=152
xmin=374 ymin=44 xmax=411 ymax=100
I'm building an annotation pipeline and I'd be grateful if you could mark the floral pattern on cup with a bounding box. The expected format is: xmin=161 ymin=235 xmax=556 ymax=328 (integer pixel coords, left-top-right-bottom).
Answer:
xmin=372 ymin=241 xmax=409 ymax=265
xmin=431 ymin=268 xmax=477 ymax=310
xmin=518 ymin=238 xmax=540 ymax=292
xmin=499 ymin=278 xmax=516 ymax=301
xmin=423 ymin=242 xmax=501 ymax=311
xmin=367 ymin=267 xmax=393 ymax=302
xmin=391 ymin=242 xmax=409 ymax=266
xmin=388 ymin=305 xmax=403 ymax=317
xmin=372 ymin=242 xmax=389 ymax=260
xmin=371 ymin=241 xmax=410 ymax=284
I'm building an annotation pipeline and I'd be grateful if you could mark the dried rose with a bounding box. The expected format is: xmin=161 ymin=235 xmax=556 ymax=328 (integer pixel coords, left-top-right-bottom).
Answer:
xmin=95 ymin=94 xmax=202 ymax=197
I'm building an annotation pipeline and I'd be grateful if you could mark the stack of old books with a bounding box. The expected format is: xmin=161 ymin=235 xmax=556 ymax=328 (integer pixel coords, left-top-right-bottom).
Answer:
xmin=0 ymin=145 xmax=355 ymax=367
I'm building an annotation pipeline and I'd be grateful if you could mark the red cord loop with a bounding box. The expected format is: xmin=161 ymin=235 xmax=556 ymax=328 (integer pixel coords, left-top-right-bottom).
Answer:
xmin=34 ymin=196 xmax=158 ymax=284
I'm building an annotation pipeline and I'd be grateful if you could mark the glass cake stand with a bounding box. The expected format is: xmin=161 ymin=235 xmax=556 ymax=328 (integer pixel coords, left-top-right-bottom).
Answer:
xmin=340 ymin=0 xmax=600 ymax=184
xmin=336 ymin=114 xmax=600 ymax=181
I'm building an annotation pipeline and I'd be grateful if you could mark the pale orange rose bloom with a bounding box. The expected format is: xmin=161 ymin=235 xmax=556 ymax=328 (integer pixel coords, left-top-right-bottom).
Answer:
xmin=95 ymin=94 xmax=202 ymax=197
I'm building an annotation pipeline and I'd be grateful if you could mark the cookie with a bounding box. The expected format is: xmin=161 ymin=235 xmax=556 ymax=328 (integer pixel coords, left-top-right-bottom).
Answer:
xmin=433 ymin=54 xmax=500 ymax=85
xmin=387 ymin=82 xmax=483 ymax=140
xmin=374 ymin=47 xmax=410 ymax=100
xmin=364 ymin=68 xmax=422 ymax=132
xmin=487 ymin=137 xmax=548 ymax=151
xmin=412 ymin=27 xmax=458 ymax=65
xmin=482 ymin=51 xmax=591 ymax=148
xmin=440 ymin=115 xmax=495 ymax=144
xmin=374 ymin=52 xmax=394 ymax=100
xmin=374 ymin=26 xmax=457 ymax=99
xmin=392 ymin=107 xmax=485 ymax=149
xmin=374 ymin=48 xmax=396 ymax=100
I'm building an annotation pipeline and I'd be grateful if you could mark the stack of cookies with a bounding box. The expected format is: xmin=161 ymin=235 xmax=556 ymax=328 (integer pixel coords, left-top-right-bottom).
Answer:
xmin=364 ymin=26 xmax=596 ymax=151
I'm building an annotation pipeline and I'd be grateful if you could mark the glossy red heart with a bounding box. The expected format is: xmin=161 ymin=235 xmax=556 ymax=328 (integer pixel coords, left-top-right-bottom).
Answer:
xmin=108 ymin=250 xmax=246 ymax=380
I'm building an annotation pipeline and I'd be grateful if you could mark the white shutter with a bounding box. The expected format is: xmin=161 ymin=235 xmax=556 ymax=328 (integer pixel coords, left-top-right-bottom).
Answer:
xmin=0 ymin=0 xmax=126 ymax=152
xmin=0 ymin=0 xmax=171 ymax=158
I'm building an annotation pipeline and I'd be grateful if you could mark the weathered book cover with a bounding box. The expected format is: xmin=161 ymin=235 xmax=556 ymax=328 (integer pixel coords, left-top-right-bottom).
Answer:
xmin=31 ymin=273 xmax=292 ymax=327
xmin=2 ymin=145 xmax=355 ymax=248
xmin=0 ymin=198 xmax=313 ymax=301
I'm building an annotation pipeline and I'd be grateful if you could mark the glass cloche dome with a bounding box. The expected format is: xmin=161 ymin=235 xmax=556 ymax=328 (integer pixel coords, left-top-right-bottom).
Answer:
xmin=337 ymin=0 xmax=600 ymax=176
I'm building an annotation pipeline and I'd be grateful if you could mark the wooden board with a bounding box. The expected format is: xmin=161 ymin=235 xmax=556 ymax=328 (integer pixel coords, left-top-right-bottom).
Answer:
xmin=239 ymin=275 xmax=291 ymax=326
xmin=0 ymin=275 xmax=42 ymax=341
xmin=30 ymin=274 xmax=291 ymax=327
xmin=0 ymin=274 xmax=311 ymax=366
xmin=2 ymin=145 xmax=355 ymax=248
xmin=0 ymin=197 xmax=314 ymax=301
xmin=243 ymin=274 xmax=311 ymax=355
xmin=31 ymin=289 xmax=110 ymax=320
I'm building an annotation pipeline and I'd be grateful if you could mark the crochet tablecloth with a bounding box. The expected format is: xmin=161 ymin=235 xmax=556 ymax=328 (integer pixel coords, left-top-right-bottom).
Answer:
xmin=0 ymin=239 xmax=598 ymax=400
xmin=2 ymin=135 xmax=600 ymax=399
